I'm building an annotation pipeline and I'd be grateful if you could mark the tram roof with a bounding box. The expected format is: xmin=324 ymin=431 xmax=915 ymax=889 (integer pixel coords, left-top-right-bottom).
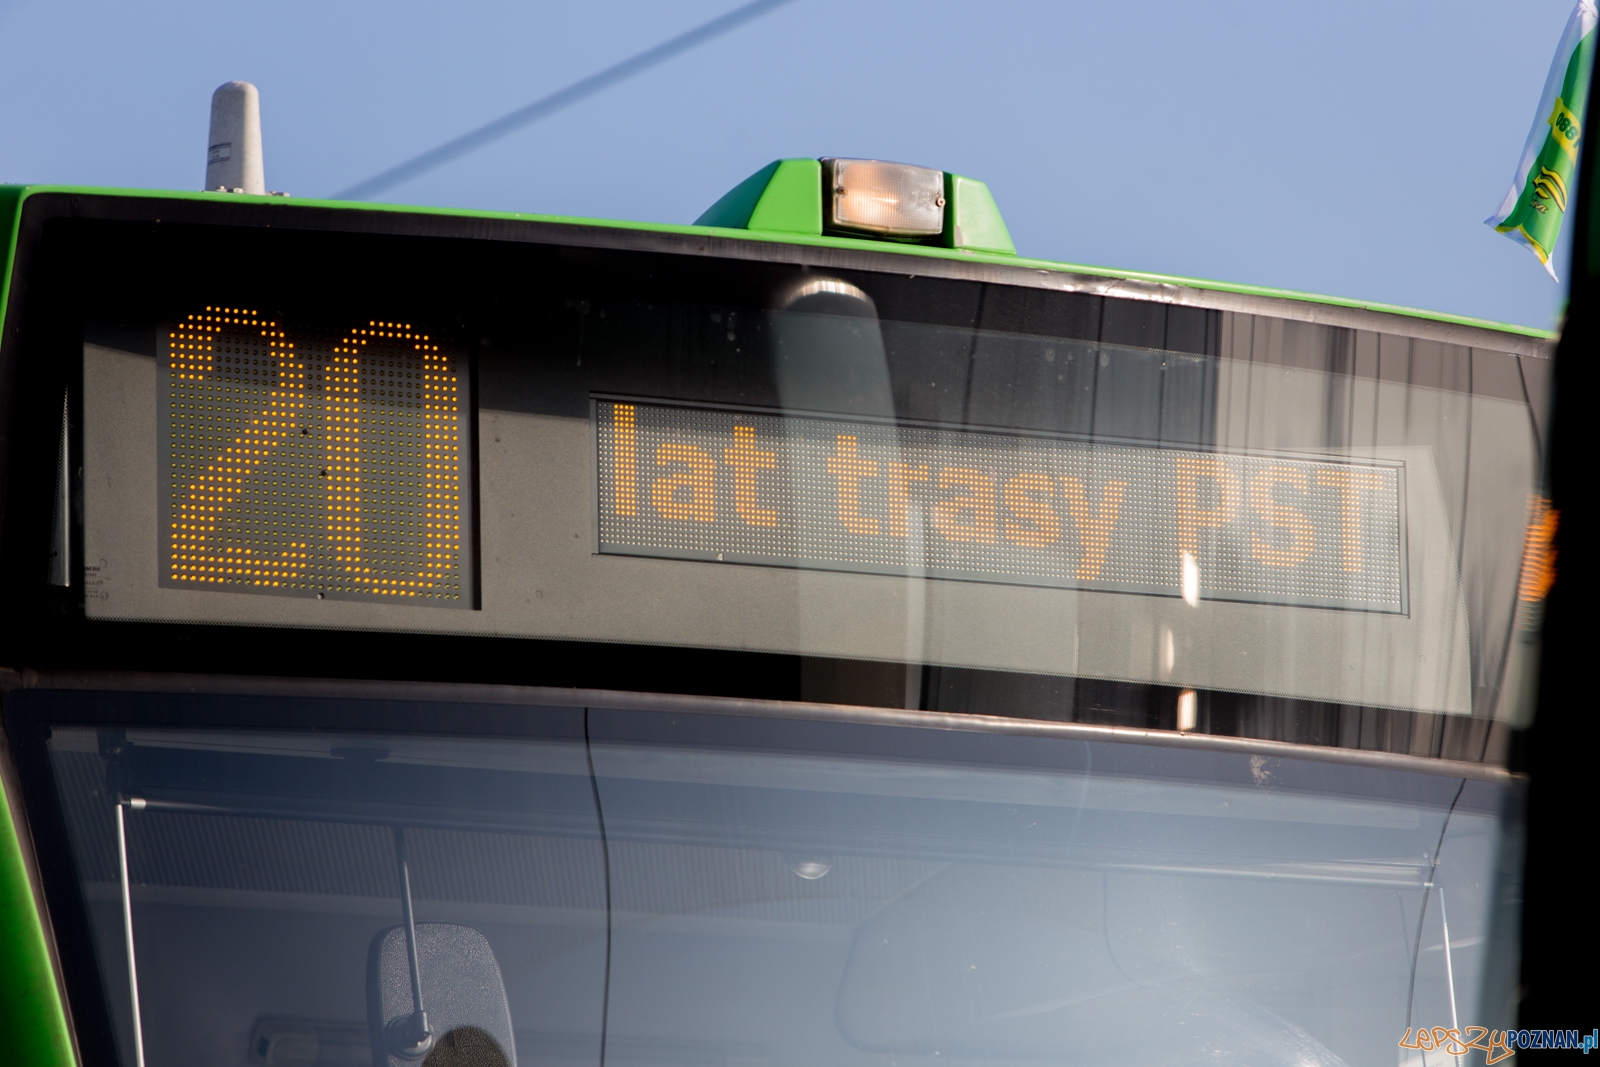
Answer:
xmin=0 ymin=183 xmax=1556 ymax=346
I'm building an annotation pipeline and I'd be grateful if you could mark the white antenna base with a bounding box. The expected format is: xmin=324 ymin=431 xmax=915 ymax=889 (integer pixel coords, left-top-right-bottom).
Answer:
xmin=205 ymin=81 xmax=265 ymax=195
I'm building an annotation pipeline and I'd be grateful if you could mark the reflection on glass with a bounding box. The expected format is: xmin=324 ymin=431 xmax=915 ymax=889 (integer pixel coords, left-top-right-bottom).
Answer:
xmin=43 ymin=713 xmax=606 ymax=1067
xmin=575 ymin=292 xmax=1546 ymax=737
xmin=34 ymin=694 xmax=1515 ymax=1067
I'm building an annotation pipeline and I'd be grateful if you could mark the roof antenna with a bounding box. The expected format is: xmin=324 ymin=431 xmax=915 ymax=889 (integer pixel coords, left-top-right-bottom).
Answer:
xmin=205 ymin=81 xmax=265 ymax=194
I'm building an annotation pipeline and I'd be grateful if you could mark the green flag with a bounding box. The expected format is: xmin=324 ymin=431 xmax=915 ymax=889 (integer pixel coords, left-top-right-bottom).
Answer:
xmin=1487 ymin=0 xmax=1598 ymax=280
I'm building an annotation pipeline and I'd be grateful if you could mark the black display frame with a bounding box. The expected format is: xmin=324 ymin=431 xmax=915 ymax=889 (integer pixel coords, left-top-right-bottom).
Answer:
xmin=0 ymin=192 xmax=1538 ymax=749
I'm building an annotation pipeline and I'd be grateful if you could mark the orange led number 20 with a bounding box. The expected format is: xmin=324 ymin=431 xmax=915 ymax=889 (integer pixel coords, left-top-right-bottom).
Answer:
xmin=164 ymin=308 xmax=468 ymax=603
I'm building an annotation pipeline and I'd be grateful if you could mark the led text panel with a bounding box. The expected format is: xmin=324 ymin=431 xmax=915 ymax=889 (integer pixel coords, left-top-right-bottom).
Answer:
xmin=596 ymin=399 xmax=1406 ymax=612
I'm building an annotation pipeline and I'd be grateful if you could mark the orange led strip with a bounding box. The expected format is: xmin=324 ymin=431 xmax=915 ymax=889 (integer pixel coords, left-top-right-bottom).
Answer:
xmin=165 ymin=310 xmax=468 ymax=602
xmin=326 ymin=322 xmax=465 ymax=598
xmin=169 ymin=308 xmax=309 ymax=587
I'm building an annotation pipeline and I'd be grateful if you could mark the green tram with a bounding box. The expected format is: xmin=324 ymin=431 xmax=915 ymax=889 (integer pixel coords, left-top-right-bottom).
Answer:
xmin=0 ymin=142 xmax=1578 ymax=1067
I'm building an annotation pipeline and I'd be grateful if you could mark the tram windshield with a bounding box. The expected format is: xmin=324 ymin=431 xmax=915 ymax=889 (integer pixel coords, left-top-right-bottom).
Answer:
xmin=4 ymin=209 xmax=1548 ymax=1067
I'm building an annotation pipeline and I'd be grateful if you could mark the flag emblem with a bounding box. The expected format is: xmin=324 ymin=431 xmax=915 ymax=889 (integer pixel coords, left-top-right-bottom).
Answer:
xmin=1486 ymin=1 xmax=1598 ymax=280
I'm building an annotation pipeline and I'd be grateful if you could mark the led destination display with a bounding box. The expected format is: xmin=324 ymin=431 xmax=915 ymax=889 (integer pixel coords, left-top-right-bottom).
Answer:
xmin=159 ymin=308 xmax=474 ymax=605
xmin=597 ymin=399 xmax=1407 ymax=613
xmin=83 ymin=312 xmax=1466 ymax=714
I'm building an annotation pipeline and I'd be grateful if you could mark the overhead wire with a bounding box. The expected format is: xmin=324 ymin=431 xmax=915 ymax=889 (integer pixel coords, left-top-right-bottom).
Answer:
xmin=332 ymin=0 xmax=796 ymax=201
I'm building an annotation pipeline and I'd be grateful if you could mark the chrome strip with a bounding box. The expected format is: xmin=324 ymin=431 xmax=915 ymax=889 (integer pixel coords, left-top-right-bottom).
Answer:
xmin=12 ymin=669 xmax=1515 ymax=782
xmin=115 ymin=802 xmax=146 ymax=1067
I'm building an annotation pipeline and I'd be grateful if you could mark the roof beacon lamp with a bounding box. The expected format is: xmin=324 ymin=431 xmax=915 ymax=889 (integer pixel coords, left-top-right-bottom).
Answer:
xmin=694 ymin=157 xmax=1015 ymax=255
xmin=823 ymin=158 xmax=945 ymax=238
xmin=205 ymin=81 xmax=265 ymax=195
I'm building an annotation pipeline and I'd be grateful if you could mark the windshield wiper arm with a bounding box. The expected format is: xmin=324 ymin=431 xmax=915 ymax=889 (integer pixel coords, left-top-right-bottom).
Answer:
xmin=387 ymin=827 xmax=434 ymax=1059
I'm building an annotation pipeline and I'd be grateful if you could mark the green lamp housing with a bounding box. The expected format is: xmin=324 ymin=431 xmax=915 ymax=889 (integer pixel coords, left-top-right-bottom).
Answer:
xmin=694 ymin=158 xmax=1016 ymax=256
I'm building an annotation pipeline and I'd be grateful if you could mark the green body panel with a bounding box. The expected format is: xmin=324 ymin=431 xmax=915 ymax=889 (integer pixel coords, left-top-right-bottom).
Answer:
xmin=0 ymin=184 xmax=1553 ymax=339
xmin=0 ymin=186 xmax=25 ymax=342
xmin=693 ymin=158 xmax=822 ymax=234
xmin=944 ymin=173 xmax=1015 ymax=255
xmin=0 ymin=777 xmax=76 ymax=1067
xmin=692 ymin=160 xmax=781 ymax=227
xmin=746 ymin=159 xmax=823 ymax=234
xmin=0 ymin=185 xmax=78 ymax=1067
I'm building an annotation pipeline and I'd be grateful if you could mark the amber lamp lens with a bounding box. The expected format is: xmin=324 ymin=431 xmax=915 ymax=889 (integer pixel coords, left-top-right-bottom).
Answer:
xmin=824 ymin=158 xmax=946 ymax=238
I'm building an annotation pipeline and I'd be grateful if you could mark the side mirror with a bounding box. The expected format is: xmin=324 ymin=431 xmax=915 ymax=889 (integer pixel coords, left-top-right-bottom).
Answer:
xmin=367 ymin=922 xmax=517 ymax=1067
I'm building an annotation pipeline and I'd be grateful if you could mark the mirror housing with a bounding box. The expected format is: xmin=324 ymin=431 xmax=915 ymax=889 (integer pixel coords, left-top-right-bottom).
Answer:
xmin=367 ymin=923 xmax=517 ymax=1067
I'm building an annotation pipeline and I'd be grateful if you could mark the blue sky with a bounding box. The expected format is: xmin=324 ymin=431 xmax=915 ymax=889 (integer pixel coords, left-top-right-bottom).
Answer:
xmin=0 ymin=0 xmax=1579 ymax=329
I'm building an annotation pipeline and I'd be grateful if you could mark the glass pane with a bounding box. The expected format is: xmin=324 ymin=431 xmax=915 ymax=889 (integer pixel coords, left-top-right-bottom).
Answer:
xmin=588 ymin=712 xmax=1517 ymax=1067
xmin=34 ymin=691 xmax=606 ymax=1067
xmin=26 ymin=686 xmax=1519 ymax=1067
